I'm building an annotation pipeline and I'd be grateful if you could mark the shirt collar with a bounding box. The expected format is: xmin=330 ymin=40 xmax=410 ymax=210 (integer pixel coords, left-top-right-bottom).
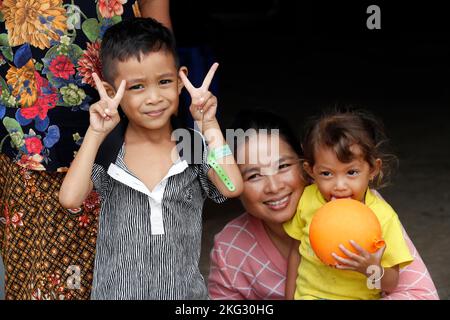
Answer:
xmin=95 ymin=116 xmax=206 ymax=170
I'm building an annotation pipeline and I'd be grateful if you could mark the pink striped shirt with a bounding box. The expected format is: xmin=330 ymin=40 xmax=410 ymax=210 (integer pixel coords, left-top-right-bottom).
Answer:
xmin=208 ymin=213 xmax=439 ymax=300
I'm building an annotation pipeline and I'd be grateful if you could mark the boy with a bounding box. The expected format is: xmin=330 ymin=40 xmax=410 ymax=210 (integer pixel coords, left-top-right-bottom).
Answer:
xmin=59 ymin=18 xmax=243 ymax=299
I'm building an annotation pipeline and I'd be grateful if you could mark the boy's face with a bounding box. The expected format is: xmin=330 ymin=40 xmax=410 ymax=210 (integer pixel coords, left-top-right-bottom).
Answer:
xmin=304 ymin=145 xmax=381 ymax=203
xmin=107 ymin=51 xmax=185 ymax=131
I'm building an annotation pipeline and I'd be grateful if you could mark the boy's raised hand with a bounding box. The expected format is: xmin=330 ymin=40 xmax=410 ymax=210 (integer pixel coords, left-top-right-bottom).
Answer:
xmin=179 ymin=63 xmax=219 ymax=124
xmin=89 ymin=73 xmax=126 ymax=136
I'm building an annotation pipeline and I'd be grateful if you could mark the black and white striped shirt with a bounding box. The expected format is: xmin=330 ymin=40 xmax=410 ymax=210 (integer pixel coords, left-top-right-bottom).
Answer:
xmin=90 ymin=122 xmax=226 ymax=299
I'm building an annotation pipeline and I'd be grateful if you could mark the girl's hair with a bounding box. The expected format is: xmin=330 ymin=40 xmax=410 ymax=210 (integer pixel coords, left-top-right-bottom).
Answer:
xmin=230 ymin=108 xmax=303 ymax=158
xmin=301 ymin=107 xmax=398 ymax=188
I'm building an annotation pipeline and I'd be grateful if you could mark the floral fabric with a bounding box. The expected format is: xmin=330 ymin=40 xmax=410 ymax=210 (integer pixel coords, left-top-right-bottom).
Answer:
xmin=0 ymin=0 xmax=135 ymax=172
xmin=0 ymin=0 xmax=137 ymax=299
xmin=0 ymin=154 xmax=100 ymax=299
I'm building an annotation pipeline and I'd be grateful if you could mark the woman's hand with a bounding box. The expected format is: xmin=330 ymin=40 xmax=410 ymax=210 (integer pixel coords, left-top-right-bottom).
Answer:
xmin=89 ymin=73 xmax=126 ymax=136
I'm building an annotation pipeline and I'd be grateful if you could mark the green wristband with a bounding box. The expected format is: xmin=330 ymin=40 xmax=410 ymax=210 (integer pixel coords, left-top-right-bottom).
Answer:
xmin=207 ymin=145 xmax=235 ymax=192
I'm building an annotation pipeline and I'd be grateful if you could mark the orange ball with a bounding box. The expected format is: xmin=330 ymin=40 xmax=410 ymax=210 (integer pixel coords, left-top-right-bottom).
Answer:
xmin=309 ymin=199 xmax=385 ymax=266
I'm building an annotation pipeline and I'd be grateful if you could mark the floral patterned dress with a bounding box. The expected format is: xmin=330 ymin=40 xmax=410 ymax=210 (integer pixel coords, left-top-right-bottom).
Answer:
xmin=0 ymin=0 xmax=139 ymax=300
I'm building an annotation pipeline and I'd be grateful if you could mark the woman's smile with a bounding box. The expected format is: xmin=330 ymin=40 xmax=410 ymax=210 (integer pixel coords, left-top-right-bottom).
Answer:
xmin=264 ymin=193 xmax=292 ymax=210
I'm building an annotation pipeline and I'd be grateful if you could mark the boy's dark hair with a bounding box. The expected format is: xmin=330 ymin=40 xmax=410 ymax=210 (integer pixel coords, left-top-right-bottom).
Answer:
xmin=302 ymin=107 xmax=398 ymax=189
xmin=100 ymin=17 xmax=179 ymax=83
xmin=230 ymin=108 xmax=303 ymax=158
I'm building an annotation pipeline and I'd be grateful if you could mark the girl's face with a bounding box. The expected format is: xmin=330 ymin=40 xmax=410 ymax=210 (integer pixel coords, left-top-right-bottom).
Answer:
xmin=237 ymin=133 xmax=305 ymax=225
xmin=304 ymin=144 xmax=381 ymax=203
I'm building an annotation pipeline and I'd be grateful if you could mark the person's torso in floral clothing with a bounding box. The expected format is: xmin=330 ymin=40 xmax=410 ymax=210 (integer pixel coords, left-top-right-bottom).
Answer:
xmin=0 ymin=0 xmax=139 ymax=172
xmin=0 ymin=0 xmax=140 ymax=300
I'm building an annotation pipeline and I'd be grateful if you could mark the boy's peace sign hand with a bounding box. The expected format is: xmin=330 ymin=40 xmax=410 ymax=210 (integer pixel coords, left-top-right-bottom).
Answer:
xmin=179 ymin=63 xmax=219 ymax=124
xmin=89 ymin=73 xmax=126 ymax=136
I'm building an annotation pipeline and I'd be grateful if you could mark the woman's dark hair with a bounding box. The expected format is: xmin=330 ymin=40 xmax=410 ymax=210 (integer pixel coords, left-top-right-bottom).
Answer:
xmin=100 ymin=17 xmax=179 ymax=83
xmin=229 ymin=108 xmax=303 ymax=157
xmin=302 ymin=107 xmax=398 ymax=188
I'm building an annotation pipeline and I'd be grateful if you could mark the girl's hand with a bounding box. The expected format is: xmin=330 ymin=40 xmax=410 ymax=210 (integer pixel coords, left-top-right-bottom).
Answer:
xmin=89 ymin=73 xmax=126 ymax=136
xmin=179 ymin=63 xmax=219 ymax=125
xmin=332 ymin=240 xmax=386 ymax=277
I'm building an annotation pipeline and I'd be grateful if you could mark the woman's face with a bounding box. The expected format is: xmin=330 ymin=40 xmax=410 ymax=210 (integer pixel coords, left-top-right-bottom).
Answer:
xmin=237 ymin=133 xmax=305 ymax=225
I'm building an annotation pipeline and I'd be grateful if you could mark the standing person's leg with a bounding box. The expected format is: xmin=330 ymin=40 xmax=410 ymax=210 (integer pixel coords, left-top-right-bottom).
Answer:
xmin=0 ymin=154 xmax=6 ymax=300
xmin=0 ymin=257 xmax=4 ymax=300
xmin=0 ymin=154 xmax=100 ymax=300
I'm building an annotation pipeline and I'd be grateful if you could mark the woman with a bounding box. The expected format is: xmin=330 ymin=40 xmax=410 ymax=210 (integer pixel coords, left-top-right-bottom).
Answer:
xmin=208 ymin=109 xmax=439 ymax=300
xmin=0 ymin=0 xmax=171 ymax=300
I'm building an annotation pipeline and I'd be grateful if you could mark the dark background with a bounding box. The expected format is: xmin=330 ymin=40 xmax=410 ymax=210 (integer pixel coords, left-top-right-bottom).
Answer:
xmin=180 ymin=0 xmax=450 ymax=299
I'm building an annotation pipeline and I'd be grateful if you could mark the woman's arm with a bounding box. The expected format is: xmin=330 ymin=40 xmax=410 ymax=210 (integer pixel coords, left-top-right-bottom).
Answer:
xmin=138 ymin=0 xmax=172 ymax=30
xmin=285 ymin=239 xmax=301 ymax=299
xmin=382 ymin=228 xmax=439 ymax=300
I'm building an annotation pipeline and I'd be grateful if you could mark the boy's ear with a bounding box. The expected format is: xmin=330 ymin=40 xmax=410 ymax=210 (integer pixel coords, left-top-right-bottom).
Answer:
xmin=102 ymin=81 xmax=117 ymax=98
xmin=178 ymin=66 xmax=188 ymax=94
xmin=370 ymin=158 xmax=382 ymax=180
xmin=303 ymin=161 xmax=314 ymax=178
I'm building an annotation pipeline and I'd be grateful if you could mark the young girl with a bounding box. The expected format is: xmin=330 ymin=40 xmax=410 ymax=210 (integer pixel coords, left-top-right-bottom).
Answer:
xmin=284 ymin=109 xmax=413 ymax=300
